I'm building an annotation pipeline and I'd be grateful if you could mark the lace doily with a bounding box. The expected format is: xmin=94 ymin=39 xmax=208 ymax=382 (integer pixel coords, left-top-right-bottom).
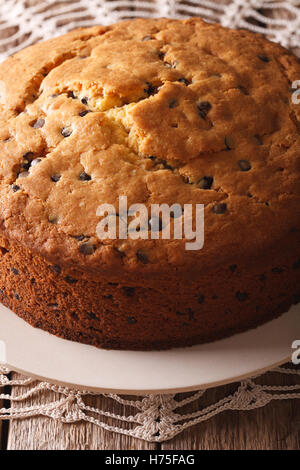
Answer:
xmin=1 ymin=365 xmax=300 ymax=442
xmin=0 ymin=0 xmax=300 ymax=444
xmin=0 ymin=0 xmax=300 ymax=61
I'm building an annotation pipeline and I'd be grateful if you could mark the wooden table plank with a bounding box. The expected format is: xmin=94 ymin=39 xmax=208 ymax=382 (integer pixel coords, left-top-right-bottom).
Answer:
xmin=162 ymin=372 xmax=300 ymax=450
xmin=7 ymin=373 xmax=157 ymax=450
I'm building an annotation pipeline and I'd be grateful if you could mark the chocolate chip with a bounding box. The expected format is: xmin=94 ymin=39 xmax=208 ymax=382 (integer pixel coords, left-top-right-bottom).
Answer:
xmin=272 ymin=267 xmax=284 ymax=274
xmin=79 ymin=110 xmax=90 ymax=117
xmin=51 ymin=265 xmax=61 ymax=274
xmin=51 ymin=174 xmax=61 ymax=182
xmin=292 ymin=260 xmax=300 ymax=269
xmin=253 ymin=134 xmax=262 ymax=145
xmin=145 ymin=82 xmax=157 ymax=95
xmin=137 ymin=250 xmax=149 ymax=264
xmin=225 ymin=136 xmax=234 ymax=150
xmin=258 ymin=54 xmax=270 ymax=63
xmin=14 ymin=293 xmax=20 ymax=300
xmin=229 ymin=264 xmax=237 ymax=273
xmin=32 ymin=118 xmax=45 ymax=129
xmin=11 ymin=267 xmax=19 ymax=275
xmin=31 ymin=158 xmax=42 ymax=167
xmin=64 ymin=276 xmax=78 ymax=284
xmin=0 ymin=247 xmax=8 ymax=255
xmin=212 ymin=203 xmax=227 ymax=214
xmin=177 ymin=77 xmax=189 ymax=86
xmin=79 ymin=171 xmax=91 ymax=181
xmin=48 ymin=216 xmax=58 ymax=224
xmin=81 ymin=97 xmax=88 ymax=105
xmin=88 ymin=312 xmax=98 ymax=320
xmin=197 ymin=176 xmax=213 ymax=189
xmin=198 ymin=294 xmax=205 ymax=304
xmin=236 ymin=291 xmax=249 ymax=302
xmin=21 ymin=160 xmax=31 ymax=171
xmin=12 ymin=184 xmax=20 ymax=192
xmin=18 ymin=171 xmax=29 ymax=178
xmin=61 ymin=127 xmax=72 ymax=137
xmin=158 ymin=51 xmax=165 ymax=60
xmin=68 ymin=91 xmax=76 ymax=99
xmin=238 ymin=160 xmax=251 ymax=171
xmin=79 ymin=242 xmax=96 ymax=255
xmin=23 ymin=151 xmax=34 ymax=160
xmin=142 ymin=35 xmax=153 ymax=41
xmin=169 ymin=99 xmax=178 ymax=109
xmin=73 ymin=234 xmax=88 ymax=241
xmin=123 ymin=287 xmax=135 ymax=297
xmin=127 ymin=316 xmax=137 ymax=324
xmin=197 ymin=101 xmax=211 ymax=119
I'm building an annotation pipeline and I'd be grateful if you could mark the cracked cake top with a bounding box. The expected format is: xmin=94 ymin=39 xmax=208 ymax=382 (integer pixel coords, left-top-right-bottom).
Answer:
xmin=0 ymin=18 xmax=299 ymax=276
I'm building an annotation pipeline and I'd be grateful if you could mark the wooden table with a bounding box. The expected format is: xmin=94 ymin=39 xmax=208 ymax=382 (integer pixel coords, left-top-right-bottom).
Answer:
xmin=0 ymin=369 xmax=299 ymax=450
xmin=0 ymin=0 xmax=300 ymax=451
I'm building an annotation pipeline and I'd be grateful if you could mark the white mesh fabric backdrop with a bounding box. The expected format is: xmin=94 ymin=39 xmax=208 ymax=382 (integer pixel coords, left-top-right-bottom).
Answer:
xmin=0 ymin=0 xmax=299 ymax=443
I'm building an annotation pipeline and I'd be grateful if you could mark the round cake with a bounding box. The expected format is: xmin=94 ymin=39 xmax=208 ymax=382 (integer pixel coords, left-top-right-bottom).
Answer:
xmin=0 ymin=18 xmax=299 ymax=350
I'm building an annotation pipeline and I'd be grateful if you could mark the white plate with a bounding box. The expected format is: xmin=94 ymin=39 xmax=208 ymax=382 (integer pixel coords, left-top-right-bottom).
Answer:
xmin=0 ymin=302 xmax=299 ymax=394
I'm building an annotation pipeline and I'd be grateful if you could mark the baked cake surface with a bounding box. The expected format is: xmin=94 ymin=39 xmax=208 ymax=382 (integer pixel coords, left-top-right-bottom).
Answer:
xmin=0 ymin=18 xmax=299 ymax=349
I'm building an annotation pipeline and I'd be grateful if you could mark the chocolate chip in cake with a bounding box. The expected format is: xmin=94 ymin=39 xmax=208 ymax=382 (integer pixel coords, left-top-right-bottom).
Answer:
xmin=81 ymin=97 xmax=89 ymax=105
xmin=225 ymin=136 xmax=234 ymax=150
xmin=198 ymin=294 xmax=205 ymax=304
xmin=292 ymin=260 xmax=300 ymax=269
xmin=258 ymin=54 xmax=270 ymax=63
xmin=32 ymin=118 xmax=45 ymax=129
xmin=48 ymin=216 xmax=58 ymax=224
xmin=197 ymin=176 xmax=213 ymax=189
xmin=79 ymin=171 xmax=91 ymax=181
xmin=253 ymin=134 xmax=263 ymax=145
xmin=11 ymin=267 xmax=19 ymax=275
xmin=145 ymin=82 xmax=157 ymax=95
xmin=123 ymin=286 xmax=135 ymax=297
xmin=51 ymin=265 xmax=61 ymax=274
xmin=238 ymin=160 xmax=251 ymax=171
xmin=79 ymin=242 xmax=96 ymax=255
xmin=272 ymin=267 xmax=284 ymax=274
xmin=142 ymin=35 xmax=153 ymax=41
xmin=0 ymin=247 xmax=8 ymax=255
xmin=169 ymin=99 xmax=178 ymax=109
xmin=68 ymin=91 xmax=76 ymax=99
xmin=12 ymin=184 xmax=20 ymax=192
xmin=177 ymin=77 xmax=189 ymax=86
xmin=127 ymin=316 xmax=137 ymax=324
xmin=197 ymin=101 xmax=211 ymax=119
xmin=236 ymin=291 xmax=249 ymax=302
xmin=61 ymin=127 xmax=72 ymax=138
xmin=51 ymin=174 xmax=61 ymax=183
xmin=18 ymin=171 xmax=29 ymax=178
xmin=14 ymin=293 xmax=20 ymax=300
xmin=79 ymin=110 xmax=91 ymax=117
xmin=30 ymin=158 xmax=42 ymax=167
xmin=137 ymin=250 xmax=149 ymax=264
xmin=212 ymin=203 xmax=227 ymax=214
xmin=73 ymin=234 xmax=89 ymax=241
xmin=23 ymin=151 xmax=34 ymax=160
xmin=88 ymin=312 xmax=98 ymax=320
xmin=229 ymin=264 xmax=237 ymax=273
xmin=64 ymin=276 xmax=78 ymax=284
xmin=188 ymin=308 xmax=195 ymax=320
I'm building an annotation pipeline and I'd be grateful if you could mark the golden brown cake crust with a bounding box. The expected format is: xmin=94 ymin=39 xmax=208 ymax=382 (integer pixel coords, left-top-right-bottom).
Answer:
xmin=0 ymin=18 xmax=299 ymax=350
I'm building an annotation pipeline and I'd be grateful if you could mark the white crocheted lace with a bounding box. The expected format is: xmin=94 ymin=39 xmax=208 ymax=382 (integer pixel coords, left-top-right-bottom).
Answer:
xmin=1 ymin=365 xmax=299 ymax=442
xmin=0 ymin=1 xmax=300 ymax=61
xmin=0 ymin=0 xmax=300 ymax=443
